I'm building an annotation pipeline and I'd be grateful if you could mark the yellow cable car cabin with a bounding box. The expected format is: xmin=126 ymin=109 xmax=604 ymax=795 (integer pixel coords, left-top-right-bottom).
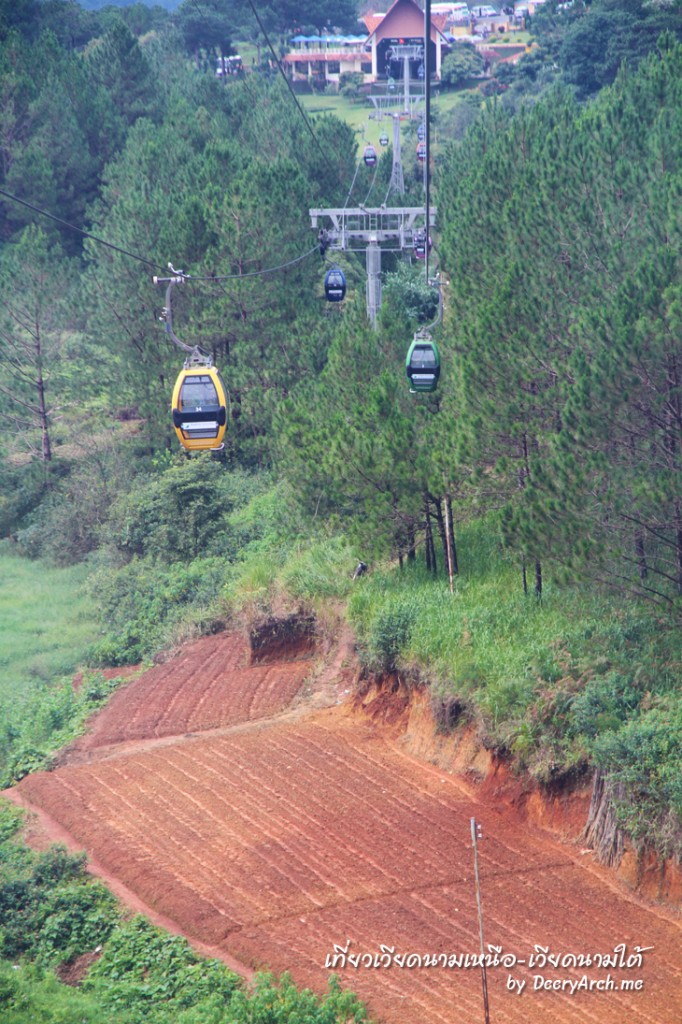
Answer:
xmin=171 ymin=364 xmax=228 ymax=451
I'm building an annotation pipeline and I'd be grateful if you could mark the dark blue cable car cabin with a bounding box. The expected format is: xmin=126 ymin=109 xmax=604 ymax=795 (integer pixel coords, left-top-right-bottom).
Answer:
xmin=364 ymin=144 xmax=377 ymax=167
xmin=405 ymin=336 xmax=440 ymax=393
xmin=324 ymin=266 xmax=346 ymax=302
xmin=417 ymin=122 xmax=426 ymax=142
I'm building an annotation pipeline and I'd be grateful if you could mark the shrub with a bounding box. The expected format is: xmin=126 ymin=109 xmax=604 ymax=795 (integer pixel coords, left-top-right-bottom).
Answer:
xmin=84 ymin=916 xmax=239 ymax=1018
xmin=364 ymin=602 xmax=414 ymax=672
xmin=339 ymin=72 xmax=364 ymax=97
xmin=592 ymin=698 xmax=682 ymax=857
xmin=87 ymin=556 xmax=229 ymax=666
xmin=104 ymin=461 xmax=267 ymax=564
xmin=570 ymin=671 xmax=642 ymax=739
xmin=0 ymin=842 xmax=119 ymax=965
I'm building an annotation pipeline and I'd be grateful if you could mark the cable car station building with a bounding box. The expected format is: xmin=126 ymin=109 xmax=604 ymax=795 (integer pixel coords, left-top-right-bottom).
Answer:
xmin=284 ymin=0 xmax=450 ymax=86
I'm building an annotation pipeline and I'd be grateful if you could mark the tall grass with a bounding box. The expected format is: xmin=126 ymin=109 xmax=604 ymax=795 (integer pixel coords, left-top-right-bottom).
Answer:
xmin=0 ymin=551 xmax=97 ymax=706
xmin=225 ymin=533 xmax=357 ymax=619
xmin=0 ymin=549 xmax=104 ymax=785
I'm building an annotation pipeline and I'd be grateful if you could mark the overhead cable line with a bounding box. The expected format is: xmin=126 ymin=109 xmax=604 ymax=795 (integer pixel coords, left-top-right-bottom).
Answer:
xmin=244 ymin=0 xmax=339 ymax=180
xmin=0 ymin=186 xmax=319 ymax=283
xmin=343 ymin=153 xmax=363 ymax=210
xmin=0 ymin=187 xmax=169 ymax=273
xmin=189 ymin=245 xmax=320 ymax=281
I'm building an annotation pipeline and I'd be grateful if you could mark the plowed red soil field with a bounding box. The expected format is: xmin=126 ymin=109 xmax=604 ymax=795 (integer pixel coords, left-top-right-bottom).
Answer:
xmin=67 ymin=632 xmax=311 ymax=754
xmin=7 ymin=631 xmax=681 ymax=1024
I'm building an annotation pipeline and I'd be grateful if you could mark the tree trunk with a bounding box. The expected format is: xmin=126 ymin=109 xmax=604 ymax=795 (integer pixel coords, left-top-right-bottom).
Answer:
xmin=634 ymin=529 xmax=648 ymax=581
xmin=433 ymin=496 xmax=448 ymax=569
xmin=35 ymin=327 xmax=51 ymax=462
xmin=671 ymin=499 xmax=675 ymax=598
xmin=534 ymin=558 xmax=542 ymax=599
xmin=407 ymin=522 xmax=416 ymax=562
xmin=442 ymin=495 xmax=456 ymax=593
xmin=583 ymin=769 xmax=625 ymax=868
xmin=424 ymin=501 xmax=437 ymax=574
xmin=446 ymin=495 xmax=458 ymax=575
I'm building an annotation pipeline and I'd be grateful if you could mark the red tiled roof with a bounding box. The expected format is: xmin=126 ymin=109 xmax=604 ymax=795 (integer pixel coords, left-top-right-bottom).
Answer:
xmin=364 ymin=1 xmax=451 ymax=43
xmin=363 ymin=14 xmax=383 ymax=34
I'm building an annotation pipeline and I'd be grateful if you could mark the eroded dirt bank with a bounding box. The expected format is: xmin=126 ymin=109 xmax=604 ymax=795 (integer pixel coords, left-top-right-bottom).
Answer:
xmin=355 ymin=676 xmax=682 ymax=904
xmin=5 ymin=627 xmax=681 ymax=1024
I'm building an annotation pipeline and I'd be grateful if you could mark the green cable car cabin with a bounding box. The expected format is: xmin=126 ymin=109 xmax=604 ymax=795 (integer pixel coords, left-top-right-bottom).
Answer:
xmin=405 ymin=335 xmax=440 ymax=393
xmin=171 ymin=363 xmax=228 ymax=451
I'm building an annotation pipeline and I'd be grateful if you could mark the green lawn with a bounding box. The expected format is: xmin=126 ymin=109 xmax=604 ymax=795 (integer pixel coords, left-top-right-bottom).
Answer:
xmin=0 ymin=552 xmax=97 ymax=707
xmin=298 ymin=88 xmax=470 ymax=154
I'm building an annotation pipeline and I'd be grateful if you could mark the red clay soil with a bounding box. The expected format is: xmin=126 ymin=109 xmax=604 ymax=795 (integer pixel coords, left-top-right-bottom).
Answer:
xmin=65 ymin=632 xmax=312 ymax=756
xmin=6 ymin=631 xmax=681 ymax=1024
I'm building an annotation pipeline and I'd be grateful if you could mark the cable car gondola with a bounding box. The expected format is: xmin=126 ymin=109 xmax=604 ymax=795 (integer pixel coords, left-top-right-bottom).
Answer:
xmin=363 ymin=144 xmax=377 ymax=167
xmin=413 ymin=230 xmax=432 ymax=260
xmin=379 ymin=131 xmax=389 ymax=147
xmin=416 ymin=140 xmax=427 ymax=163
xmin=171 ymin=361 xmax=228 ymax=451
xmin=406 ymin=334 xmax=440 ymax=393
xmin=417 ymin=121 xmax=426 ymax=142
xmin=324 ymin=266 xmax=346 ymax=302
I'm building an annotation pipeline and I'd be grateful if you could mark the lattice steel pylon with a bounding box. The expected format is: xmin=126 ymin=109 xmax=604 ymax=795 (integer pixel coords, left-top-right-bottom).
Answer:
xmin=390 ymin=115 xmax=404 ymax=196
xmin=386 ymin=43 xmax=423 ymax=115
xmin=311 ymin=205 xmax=436 ymax=328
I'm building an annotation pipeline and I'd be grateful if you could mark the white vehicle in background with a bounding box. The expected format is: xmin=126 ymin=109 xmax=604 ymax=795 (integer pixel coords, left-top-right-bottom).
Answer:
xmin=432 ymin=2 xmax=470 ymax=16
xmin=216 ymin=55 xmax=243 ymax=77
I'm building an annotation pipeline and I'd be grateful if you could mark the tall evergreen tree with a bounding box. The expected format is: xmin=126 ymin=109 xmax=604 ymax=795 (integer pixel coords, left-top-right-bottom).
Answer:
xmin=0 ymin=226 xmax=76 ymax=463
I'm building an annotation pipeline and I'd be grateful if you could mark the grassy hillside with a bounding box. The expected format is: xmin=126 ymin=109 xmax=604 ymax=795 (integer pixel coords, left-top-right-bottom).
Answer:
xmin=0 ymin=550 xmax=114 ymax=786
xmin=0 ymin=552 xmax=96 ymax=705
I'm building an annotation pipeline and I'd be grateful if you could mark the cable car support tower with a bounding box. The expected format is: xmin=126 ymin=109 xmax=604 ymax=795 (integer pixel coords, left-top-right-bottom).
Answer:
xmin=311 ymin=1 xmax=436 ymax=331
xmin=387 ymin=42 xmax=424 ymax=117
xmin=313 ymin=205 xmax=436 ymax=327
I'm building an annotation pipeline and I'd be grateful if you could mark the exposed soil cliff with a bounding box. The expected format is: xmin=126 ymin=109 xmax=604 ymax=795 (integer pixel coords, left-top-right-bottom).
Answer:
xmin=353 ymin=671 xmax=682 ymax=904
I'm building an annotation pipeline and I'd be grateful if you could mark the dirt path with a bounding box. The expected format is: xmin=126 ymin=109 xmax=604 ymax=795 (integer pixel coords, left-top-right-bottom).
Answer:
xmin=5 ymin=630 xmax=681 ymax=1024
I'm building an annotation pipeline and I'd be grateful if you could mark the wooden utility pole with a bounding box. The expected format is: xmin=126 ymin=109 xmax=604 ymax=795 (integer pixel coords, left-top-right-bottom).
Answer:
xmin=471 ymin=817 xmax=491 ymax=1024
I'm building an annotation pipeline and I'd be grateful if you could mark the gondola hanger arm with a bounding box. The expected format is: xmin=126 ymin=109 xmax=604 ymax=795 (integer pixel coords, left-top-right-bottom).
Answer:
xmin=152 ymin=264 xmax=202 ymax=357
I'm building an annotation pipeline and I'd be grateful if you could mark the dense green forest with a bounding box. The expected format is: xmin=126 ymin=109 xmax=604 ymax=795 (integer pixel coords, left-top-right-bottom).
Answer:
xmin=0 ymin=0 xmax=681 ymax=1019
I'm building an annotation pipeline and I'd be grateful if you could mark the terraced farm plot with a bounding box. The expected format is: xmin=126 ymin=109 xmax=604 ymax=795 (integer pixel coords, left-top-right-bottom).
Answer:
xmin=8 ymin=633 xmax=682 ymax=1024
xmin=70 ymin=632 xmax=312 ymax=753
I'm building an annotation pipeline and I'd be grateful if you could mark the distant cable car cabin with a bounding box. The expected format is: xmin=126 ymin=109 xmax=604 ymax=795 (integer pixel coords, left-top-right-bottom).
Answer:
xmin=379 ymin=131 xmax=389 ymax=146
xmin=413 ymin=230 xmax=432 ymax=260
xmin=406 ymin=334 xmax=440 ymax=393
xmin=417 ymin=122 xmax=426 ymax=142
xmin=324 ymin=266 xmax=347 ymax=302
xmin=416 ymin=140 xmax=427 ymax=162
xmin=171 ymin=362 xmax=228 ymax=451
xmin=364 ymin=144 xmax=377 ymax=167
